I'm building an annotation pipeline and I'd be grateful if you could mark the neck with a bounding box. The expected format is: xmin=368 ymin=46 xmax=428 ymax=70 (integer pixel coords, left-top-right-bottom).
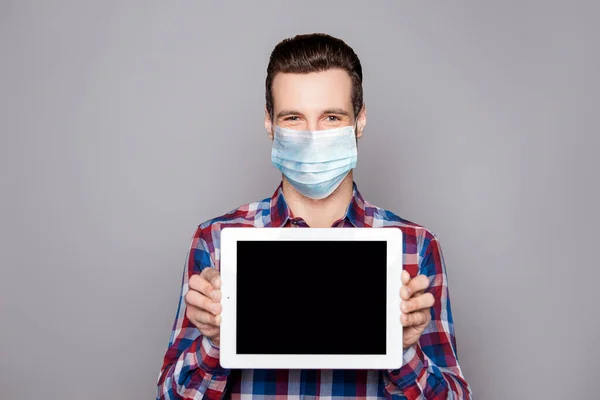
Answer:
xmin=282 ymin=172 xmax=354 ymax=228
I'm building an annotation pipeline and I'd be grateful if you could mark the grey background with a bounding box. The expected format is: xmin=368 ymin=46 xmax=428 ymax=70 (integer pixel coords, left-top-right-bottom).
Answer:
xmin=1 ymin=1 xmax=598 ymax=399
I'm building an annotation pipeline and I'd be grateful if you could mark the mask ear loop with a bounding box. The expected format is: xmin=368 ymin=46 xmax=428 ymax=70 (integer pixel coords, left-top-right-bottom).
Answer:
xmin=352 ymin=122 xmax=360 ymax=151
xmin=353 ymin=118 xmax=361 ymax=138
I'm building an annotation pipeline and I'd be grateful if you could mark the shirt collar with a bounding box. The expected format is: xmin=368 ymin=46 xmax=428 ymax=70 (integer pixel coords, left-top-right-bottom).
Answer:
xmin=268 ymin=181 xmax=369 ymax=227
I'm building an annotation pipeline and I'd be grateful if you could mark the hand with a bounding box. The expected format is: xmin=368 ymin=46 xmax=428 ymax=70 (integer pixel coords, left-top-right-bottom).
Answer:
xmin=400 ymin=270 xmax=435 ymax=350
xmin=185 ymin=267 xmax=222 ymax=347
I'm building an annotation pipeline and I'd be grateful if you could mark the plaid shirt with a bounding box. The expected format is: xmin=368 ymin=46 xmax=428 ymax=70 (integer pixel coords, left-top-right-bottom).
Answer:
xmin=157 ymin=182 xmax=472 ymax=399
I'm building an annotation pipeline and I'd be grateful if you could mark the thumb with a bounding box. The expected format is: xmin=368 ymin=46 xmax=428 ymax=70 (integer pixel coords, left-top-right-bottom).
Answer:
xmin=201 ymin=267 xmax=221 ymax=289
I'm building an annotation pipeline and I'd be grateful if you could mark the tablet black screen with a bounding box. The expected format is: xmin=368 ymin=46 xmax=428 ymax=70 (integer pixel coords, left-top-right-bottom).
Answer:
xmin=236 ymin=240 xmax=387 ymax=355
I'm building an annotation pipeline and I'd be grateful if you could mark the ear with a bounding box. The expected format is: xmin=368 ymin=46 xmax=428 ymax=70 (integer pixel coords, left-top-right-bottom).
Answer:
xmin=355 ymin=103 xmax=367 ymax=139
xmin=265 ymin=106 xmax=274 ymax=139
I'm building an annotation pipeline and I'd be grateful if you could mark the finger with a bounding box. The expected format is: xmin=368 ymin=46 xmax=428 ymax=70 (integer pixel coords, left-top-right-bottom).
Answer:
xmin=401 ymin=292 xmax=435 ymax=313
xmin=189 ymin=274 xmax=214 ymax=298
xmin=400 ymin=285 xmax=412 ymax=300
xmin=188 ymin=308 xmax=222 ymax=327
xmin=189 ymin=272 xmax=221 ymax=300
xmin=401 ymin=309 xmax=431 ymax=327
xmin=185 ymin=290 xmax=222 ymax=315
xmin=414 ymin=292 xmax=435 ymax=311
xmin=201 ymin=267 xmax=221 ymax=290
xmin=400 ymin=270 xmax=412 ymax=300
xmin=401 ymin=270 xmax=411 ymax=285
xmin=407 ymin=274 xmax=430 ymax=295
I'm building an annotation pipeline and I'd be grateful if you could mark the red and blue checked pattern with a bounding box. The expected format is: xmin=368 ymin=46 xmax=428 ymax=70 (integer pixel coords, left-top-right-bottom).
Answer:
xmin=157 ymin=182 xmax=472 ymax=399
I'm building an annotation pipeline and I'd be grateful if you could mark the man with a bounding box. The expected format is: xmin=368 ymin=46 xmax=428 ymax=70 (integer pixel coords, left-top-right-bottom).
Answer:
xmin=157 ymin=33 xmax=472 ymax=399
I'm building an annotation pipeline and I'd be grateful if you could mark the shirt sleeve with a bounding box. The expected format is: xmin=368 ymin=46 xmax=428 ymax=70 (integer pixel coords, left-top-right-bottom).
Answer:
xmin=157 ymin=226 xmax=231 ymax=399
xmin=383 ymin=234 xmax=473 ymax=399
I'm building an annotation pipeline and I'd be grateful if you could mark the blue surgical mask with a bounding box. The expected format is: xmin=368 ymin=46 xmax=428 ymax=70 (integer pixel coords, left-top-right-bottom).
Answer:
xmin=271 ymin=125 xmax=358 ymax=199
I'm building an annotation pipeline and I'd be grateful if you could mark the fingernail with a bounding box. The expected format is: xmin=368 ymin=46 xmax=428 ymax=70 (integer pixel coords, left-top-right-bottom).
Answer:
xmin=215 ymin=315 xmax=222 ymax=325
xmin=213 ymin=278 xmax=221 ymax=288
xmin=210 ymin=290 xmax=221 ymax=302
xmin=402 ymin=301 xmax=410 ymax=312
xmin=210 ymin=303 xmax=220 ymax=314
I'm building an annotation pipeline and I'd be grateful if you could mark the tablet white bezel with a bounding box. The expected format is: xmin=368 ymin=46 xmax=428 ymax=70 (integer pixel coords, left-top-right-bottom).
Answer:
xmin=219 ymin=227 xmax=404 ymax=370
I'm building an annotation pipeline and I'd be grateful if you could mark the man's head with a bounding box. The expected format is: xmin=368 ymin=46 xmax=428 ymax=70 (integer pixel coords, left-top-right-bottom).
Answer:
xmin=264 ymin=33 xmax=366 ymax=138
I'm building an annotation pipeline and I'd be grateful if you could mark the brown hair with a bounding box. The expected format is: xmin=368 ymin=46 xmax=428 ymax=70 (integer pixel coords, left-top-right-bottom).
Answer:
xmin=265 ymin=33 xmax=363 ymax=120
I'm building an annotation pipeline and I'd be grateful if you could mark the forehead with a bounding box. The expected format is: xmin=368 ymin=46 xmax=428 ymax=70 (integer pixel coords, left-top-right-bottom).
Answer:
xmin=271 ymin=69 xmax=353 ymax=112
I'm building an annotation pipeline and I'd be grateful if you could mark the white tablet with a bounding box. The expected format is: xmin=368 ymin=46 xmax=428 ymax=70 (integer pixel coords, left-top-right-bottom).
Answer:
xmin=219 ymin=227 xmax=404 ymax=370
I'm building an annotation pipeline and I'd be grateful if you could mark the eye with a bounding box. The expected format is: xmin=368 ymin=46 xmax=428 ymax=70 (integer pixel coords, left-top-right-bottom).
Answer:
xmin=325 ymin=115 xmax=341 ymax=121
xmin=284 ymin=116 xmax=300 ymax=121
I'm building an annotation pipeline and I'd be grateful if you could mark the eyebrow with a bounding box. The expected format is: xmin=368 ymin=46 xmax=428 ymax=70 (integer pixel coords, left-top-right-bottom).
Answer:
xmin=276 ymin=110 xmax=301 ymax=119
xmin=275 ymin=108 xmax=351 ymax=119
xmin=322 ymin=108 xmax=351 ymax=116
